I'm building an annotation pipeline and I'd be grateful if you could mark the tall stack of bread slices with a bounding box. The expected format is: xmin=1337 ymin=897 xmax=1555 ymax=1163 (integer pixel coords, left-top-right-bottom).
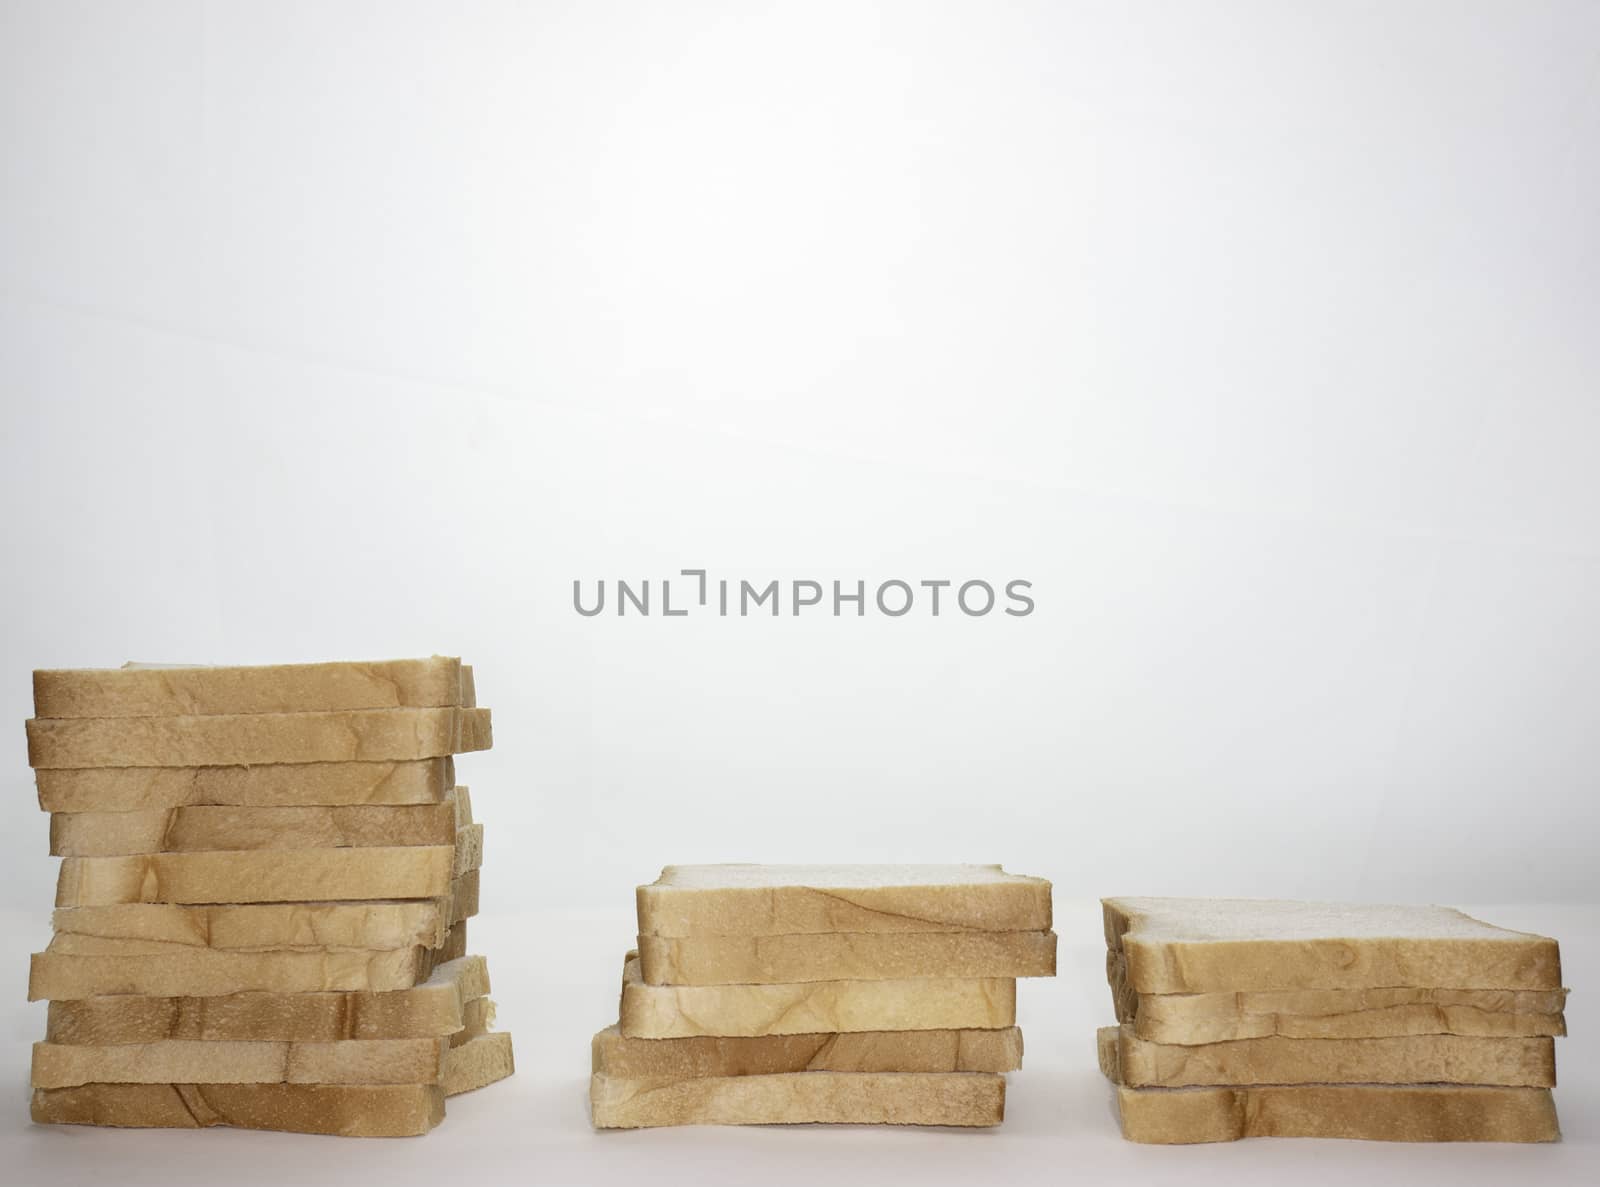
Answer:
xmin=591 ymin=864 xmax=1055 ymax=1128
xmin=1096 ymin=897 xmax=1566 ymax=1144
xmin=25 ymin=657 xmax=514 ymax=1137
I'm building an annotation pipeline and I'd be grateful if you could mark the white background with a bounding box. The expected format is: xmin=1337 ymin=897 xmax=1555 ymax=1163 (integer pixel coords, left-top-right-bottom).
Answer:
xmin=1 ymin=1 xmax=1597 ymax=1183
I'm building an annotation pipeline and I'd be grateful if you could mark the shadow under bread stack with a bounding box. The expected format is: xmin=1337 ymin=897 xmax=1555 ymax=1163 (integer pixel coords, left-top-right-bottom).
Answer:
xmin=1097 ymin=897 xmax=1566 ymax=1144
xmin=591 ymin=864 xmax=1055 ymax=1128
xmin=25 ymin=657 xmax=514 ymax=1137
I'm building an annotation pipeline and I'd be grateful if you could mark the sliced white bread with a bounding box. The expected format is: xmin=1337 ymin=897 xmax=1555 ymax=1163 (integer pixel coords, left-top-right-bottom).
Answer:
xmin=32 ymin=657 xmax=468 ymax=718
xmin=1096 ymin=1028 xmax=1558 ymax=1144
xmin=45 ymin=956 xmax=490 ymax=1044
xmin=618 ymin=953 xmax=1014 ymax=1039
xmin=31 ymin=1082 xmax=445 ymax=1137
xmin=639 ymin=864 xmax=1051 ymax=937
xmin=592 ymin=1023 xmax=1023 ymax=1077
xmin=35 ymin=758 xmax=455 ymax=812
xmin=637 ymin=928 xmax=1056 ymax=985
xmin=591 ymin=1070 xmax=1005 ymax=1129
xmin=28 ymin=706 xmax=491 ymax=769
xmin=1104 ymin=897 xmax=1561 ymax=993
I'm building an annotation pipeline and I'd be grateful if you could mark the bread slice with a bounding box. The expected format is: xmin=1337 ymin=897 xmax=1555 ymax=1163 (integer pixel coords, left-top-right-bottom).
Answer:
xmin=32 ymin=1036 xmax=450 ymax=1088
xmin=54 ymin=840 xmax=478 ymax=906
xmin=590 ymin=1070 xmax=1005 ymax=1128
xmin=1097 ymin=1027 xmax=1558 ymax=1143
xmin=30 ymin=924 xmax=466 ymax=1000
xmin=31 ymin=944 xmax=437 ymax=999
xmin=443 ymin=1032 xmax=515 ymax=1096
xmin=618 ymin=953 xmax=1014 ymax=1038
xmin=27 ymin=706 xmax=491 ymax=769
xmin=636 ymin=929 xmax=1056 ymax=985
xmin=1110 ymin=1081 xmax=1562 ymax=1144
xmin=31 ymin=1083 xmax=445 ymax=1137
xmin=46 ymin=956 xmax=489 ymax=1044
xmin=1128 ymin=999 xmax=1566 ymax=1045
xmin=592 ymin=1023 xmax=1023 ymax=1077
xmin=1109 ymin=948 xmax=1567 ymax=1014
xmin=36 ymin=758 xmax=454 ymax=812
xmin=1118 ymin=976 xmax=1568 ymax=1044
xmin=50 ymin=873 xmax=477 ymax=951
xmin=1103 ymin=898 xmax=1561 ymax=993
xmin=33 ymin=657 xmax=468 ymax=718
xmin=49 ymin=795 xmax=468 ymax=856
xmin=639 ymin=865 xmax=1051 ymax=937
xmin=50 ymin=928 xmax=473 ymax=958
xmin=1108 ymin=1023 xmax=1555 ymax=1088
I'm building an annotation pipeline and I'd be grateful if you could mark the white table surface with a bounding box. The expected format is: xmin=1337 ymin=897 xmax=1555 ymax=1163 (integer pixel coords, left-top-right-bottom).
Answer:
xmin=3 ymin=901 xmax=1593 ymax=1186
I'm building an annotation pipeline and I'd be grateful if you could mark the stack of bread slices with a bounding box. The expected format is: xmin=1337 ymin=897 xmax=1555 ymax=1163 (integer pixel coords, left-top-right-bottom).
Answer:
xmin=25 ymin=657 xmax=514 ymax=1137
xmin=591 ymin=864 xmax=1055 ymax=1128
xmin=1097 ymin=896 xmax=1566 ymax=1143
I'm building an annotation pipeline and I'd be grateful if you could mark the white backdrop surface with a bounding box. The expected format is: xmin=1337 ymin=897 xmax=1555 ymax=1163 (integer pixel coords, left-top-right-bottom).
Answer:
xmin=2 ymin=2 xmax=1597 ymax=1183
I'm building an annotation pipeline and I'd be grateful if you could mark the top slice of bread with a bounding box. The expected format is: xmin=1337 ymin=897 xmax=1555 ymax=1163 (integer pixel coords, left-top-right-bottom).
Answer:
xmin=1104 ymin=897 xmax=1562 ymax=993
xmin=638 ymin=864 xmax=1052 ymax=937
xmin=33 ymin=657 xmax=469 ymax=718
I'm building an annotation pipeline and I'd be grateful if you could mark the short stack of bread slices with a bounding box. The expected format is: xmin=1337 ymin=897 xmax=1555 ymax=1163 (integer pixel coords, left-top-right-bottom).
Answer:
xmin=26 ymin=657 xmax=514 ymax=1137
xmin=1096 ymin=896 xmax=1566 ymax=1144
xmin=591 ymin=864 xmax=1055 ymax=1128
